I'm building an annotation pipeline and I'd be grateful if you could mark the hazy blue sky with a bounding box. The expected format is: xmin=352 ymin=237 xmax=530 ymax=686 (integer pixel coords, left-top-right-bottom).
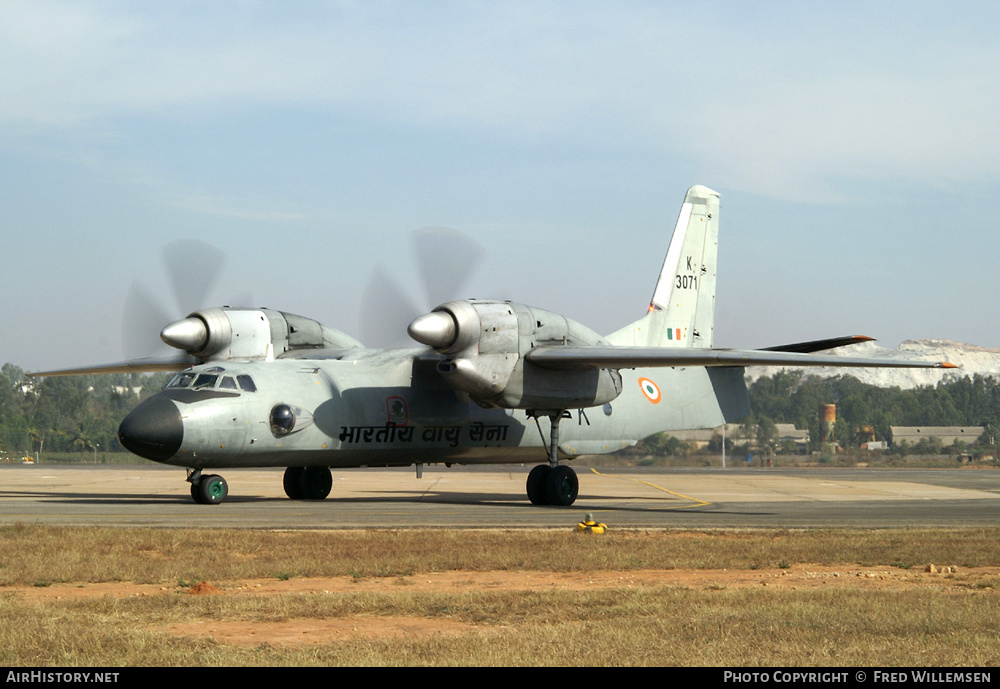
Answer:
xmin=4 ymin=1 xmax=1000 ymax=372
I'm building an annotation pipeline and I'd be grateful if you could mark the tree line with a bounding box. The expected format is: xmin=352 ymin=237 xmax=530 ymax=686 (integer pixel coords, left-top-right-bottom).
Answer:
xmin=747 ymin=370 xmax=1000 ymax=452
xmin=0 ymin=363 xmax=172 ymax=457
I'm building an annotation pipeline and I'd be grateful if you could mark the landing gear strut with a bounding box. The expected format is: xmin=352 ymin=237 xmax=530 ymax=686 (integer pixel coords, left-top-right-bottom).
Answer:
xmin=188 ymin=469 xmax=228 ymax=505
xmin=525 ymin=410 xmax=579 ymax=506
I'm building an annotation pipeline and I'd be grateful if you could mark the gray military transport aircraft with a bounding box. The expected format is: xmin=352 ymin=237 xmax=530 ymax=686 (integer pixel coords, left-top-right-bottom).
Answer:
xmin=30 ymin=185 xmax=955 ymax=505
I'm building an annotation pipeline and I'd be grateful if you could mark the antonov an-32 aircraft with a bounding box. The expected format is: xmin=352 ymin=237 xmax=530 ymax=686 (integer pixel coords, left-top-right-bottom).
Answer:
xmin=31 ymin=185 xmax=955 ymax=505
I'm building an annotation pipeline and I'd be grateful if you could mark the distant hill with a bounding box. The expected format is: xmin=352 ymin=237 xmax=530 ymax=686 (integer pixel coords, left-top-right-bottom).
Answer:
xmin=747 ymin=339 xmax=1000 ymax=389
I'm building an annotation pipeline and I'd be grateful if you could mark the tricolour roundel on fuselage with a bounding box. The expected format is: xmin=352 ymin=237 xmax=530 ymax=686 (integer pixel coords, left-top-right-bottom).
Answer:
xmin=638 ymin=377 xmax=661 ymax=404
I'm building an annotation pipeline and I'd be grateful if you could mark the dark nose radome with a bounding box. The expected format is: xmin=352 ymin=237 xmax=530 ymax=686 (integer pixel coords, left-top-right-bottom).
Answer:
xmin=118 ymin=396 xmax=183 ymax=461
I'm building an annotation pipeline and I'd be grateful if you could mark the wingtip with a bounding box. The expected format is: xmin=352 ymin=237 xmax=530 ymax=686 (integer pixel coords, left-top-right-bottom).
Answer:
xmin=939 ymin=362 xmax=959 ymax=369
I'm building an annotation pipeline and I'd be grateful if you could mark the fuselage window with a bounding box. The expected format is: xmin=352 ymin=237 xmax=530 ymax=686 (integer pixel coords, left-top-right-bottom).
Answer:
xmin=220 ymin=376 xmax=238 ymax=390
xmin=237 ymin=375 xmax=257 ymax=392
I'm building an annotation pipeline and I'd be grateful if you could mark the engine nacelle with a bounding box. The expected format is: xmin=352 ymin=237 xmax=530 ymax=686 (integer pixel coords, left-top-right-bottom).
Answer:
xmin=408 ymin=300 xmax=623 ymax=410
xmin=160 ymin=307 xmax=362 ymax=362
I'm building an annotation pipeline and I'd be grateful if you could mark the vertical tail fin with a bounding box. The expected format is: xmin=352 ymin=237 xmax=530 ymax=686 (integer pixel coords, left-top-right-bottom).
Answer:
xmin=607 ymin=185 xmax=720 ymax=348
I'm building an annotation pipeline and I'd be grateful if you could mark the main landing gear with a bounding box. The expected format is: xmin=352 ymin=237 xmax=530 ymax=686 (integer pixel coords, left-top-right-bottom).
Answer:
xmin=282 ymin=466 xmax=333 ymax=500
xmin=526 ymin=464 xmax=579 ymax=506
xmin=526 ymin=410 xmax=579 ymax=506
xmin=188 ymin=470 xmax=229 ymax=505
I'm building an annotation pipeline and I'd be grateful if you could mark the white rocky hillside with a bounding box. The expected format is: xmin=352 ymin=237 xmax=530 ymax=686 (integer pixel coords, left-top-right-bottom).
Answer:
xmin=746 ymin=339 xmax=1000 ymax=389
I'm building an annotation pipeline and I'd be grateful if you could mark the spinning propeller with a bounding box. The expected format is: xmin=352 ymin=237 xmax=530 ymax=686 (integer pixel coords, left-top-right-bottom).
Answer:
xmin=122 ymin=239 xmax=226 ymax=360
xmin=359 ymin=227 xmax=484 ymax=347
xmin=122 ymin=239 xmax=257 ymax=366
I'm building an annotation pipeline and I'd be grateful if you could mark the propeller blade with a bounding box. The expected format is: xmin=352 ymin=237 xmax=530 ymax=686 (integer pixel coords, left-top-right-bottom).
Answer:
xmin=122 ymin=281 xmax=175 ymax=359
xmin=412 ymin=227 xmax=484 ymax=308
xmin=359 ymin=228 xmax=485 ymax=348
xmin=358 ymin=265 xmax=423 ymax=348
xmin=123 ymin=239 xmax=230 ymax=361
xmin=162 ymin=239 xmax=225 ymax=313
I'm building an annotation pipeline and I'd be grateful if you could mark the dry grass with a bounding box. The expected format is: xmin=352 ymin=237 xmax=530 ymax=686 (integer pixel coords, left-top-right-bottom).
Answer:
xmin=3 ymin=585 xmax=998 ymax=666
xmin=1 ymin=525 xmax=999 ymax=666
xmin=2 ymin=525 xmax=999 ymax=585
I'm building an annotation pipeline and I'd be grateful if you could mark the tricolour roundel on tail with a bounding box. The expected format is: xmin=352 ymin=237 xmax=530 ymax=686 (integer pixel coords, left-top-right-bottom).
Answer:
xmin=607 ymin=185 xmax=720 ymax=349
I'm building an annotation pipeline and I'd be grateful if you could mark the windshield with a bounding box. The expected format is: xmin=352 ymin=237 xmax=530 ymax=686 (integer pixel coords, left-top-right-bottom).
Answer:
xmin=166 ymin=370 xmax=257 ymax=392
xmin=191 ymin=374 xmax=218 ymax=389
xmin=167 ymin=372 xmax=196 ymax=389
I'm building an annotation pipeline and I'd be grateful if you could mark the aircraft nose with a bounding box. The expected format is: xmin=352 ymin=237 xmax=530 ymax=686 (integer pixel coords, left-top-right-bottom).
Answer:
xmin=118 ymin=395 xmax=183 ymax=461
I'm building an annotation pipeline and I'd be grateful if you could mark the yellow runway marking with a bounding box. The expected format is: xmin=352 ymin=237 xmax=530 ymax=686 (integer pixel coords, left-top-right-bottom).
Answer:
xmin=588 ymin=468 xmax=711 ymax=509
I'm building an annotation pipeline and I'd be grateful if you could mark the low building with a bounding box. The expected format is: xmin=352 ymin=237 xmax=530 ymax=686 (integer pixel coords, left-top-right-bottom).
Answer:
xmin=890 ymin=426 xmax=984 ymax=448
xmin=668 ymin=423 xmax=809 ymax=451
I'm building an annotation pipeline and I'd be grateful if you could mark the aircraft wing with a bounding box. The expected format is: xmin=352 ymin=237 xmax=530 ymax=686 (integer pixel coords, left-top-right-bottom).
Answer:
xmin=26 ymin=357 xmax=193 ymax=378
xmin=525 ymin=345 xmax=957 ymax=371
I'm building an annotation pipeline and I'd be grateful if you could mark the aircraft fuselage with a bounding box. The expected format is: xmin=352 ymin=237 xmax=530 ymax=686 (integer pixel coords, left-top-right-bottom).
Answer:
xmin=118 ymin=348 xmax=747 ymax=471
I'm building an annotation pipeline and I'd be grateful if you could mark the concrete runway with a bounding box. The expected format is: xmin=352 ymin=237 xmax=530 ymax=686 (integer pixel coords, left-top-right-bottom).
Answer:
xmin=1 ymin=464 xmax=998 ymax=529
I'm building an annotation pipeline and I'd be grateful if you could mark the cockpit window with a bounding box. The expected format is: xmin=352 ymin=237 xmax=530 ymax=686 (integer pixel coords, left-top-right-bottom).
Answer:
xmin=167 ymin=372 xmax=196 ymax=389
xmin=192 ymin=374 xmax=219 ymax=389
xmin=167 ymin=370 xmax=255 ymax=392
xmin=167 ymin=370 xmax=251 ymax=392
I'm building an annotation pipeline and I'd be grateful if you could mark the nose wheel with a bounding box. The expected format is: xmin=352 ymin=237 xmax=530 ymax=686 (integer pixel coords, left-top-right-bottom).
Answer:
xmin=188 ymin=471 xmax=229 ymax=505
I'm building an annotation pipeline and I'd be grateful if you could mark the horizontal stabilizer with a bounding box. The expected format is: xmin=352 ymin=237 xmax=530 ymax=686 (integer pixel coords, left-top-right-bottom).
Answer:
xmin=525 ymin=345 xmax=957 ymax=371
xmin=761 ymin=335 xmax=874 ymax=354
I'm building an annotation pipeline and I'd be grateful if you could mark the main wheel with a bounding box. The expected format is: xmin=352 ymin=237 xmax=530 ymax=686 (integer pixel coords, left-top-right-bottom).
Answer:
xmin=195 ymin=474 xmax=228 ymax=505
xmin=526 ymin=465 xmax=550 ymax=505
xmin=301 ymin=466 xmax=333 ymax=500
xmin=545 ymin=465 xmax=578 ymax=507
xmin=283 ymin=467 xmax=305 ymax=499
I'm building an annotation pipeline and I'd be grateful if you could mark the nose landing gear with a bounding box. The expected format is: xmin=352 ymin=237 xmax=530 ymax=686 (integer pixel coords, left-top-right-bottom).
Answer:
xmin=188 ymin=470 xmax=229 ymax=505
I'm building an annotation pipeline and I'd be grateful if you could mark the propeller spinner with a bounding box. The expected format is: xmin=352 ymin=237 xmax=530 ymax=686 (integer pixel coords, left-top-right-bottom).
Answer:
xmin=160 ymin=317 xmax=209 ymax=352
xmin=407 ymin=311 xmax=457 ymax=350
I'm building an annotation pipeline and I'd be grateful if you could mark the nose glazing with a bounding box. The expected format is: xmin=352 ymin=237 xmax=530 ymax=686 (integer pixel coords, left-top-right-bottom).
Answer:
xmin=118 ymin=395 xmax=183 ymax=461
